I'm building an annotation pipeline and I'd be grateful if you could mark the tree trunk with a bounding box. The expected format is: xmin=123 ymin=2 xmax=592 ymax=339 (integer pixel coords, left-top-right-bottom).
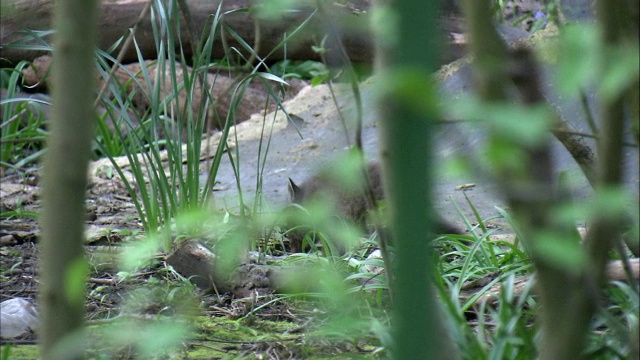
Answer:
xmin=461 ymin=0 xmax=637 ymax=358
xmin=38 ymin=0 xmax=98 ymax=357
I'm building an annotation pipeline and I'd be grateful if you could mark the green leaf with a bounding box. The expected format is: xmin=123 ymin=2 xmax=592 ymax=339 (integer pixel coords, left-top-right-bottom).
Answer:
xmin=255 ymin=71 xmax=288 ymax=85
xmin=120 ymin=234 xmax=163 ymax=272
xmin=600 ymin=44 xmax=640 ymax=102
xmin=374 ymin=67 xmax=441 ymax=117
xmin=253 ymin=0 xmax=300 ymax=19
xmin=588 ymin=187 xmax=631 ymax=221
xmin=65 ymin=257 xmax=89 ymax=306
xmin=448 ymin=96 xmax=553 ymax=146
xmin=557 ymin=24 xmax=599 ymax=96
xmin=137 ymin=321 xmax=191 ymax=358
xmin=531 ymin=231 xmax=587 ymax=273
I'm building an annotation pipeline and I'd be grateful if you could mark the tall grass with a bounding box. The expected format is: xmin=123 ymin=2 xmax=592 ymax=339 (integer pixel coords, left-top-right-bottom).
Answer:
xmin=89 ymin=2 xmax=315 ymax=239
xmin=0 ymin=63 xmax=49 ymax=170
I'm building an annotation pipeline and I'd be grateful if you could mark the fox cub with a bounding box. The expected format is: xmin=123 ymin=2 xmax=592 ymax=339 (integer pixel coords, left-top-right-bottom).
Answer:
xmin=287 ymin=161 xmax=460 ymax=253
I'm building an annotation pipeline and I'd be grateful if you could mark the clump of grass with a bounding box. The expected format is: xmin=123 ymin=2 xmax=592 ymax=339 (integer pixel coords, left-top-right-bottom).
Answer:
xmin=1 ymin=62 xmax=50 ymax=170
xmin=89 ymin=4 xmax=313 ymax=237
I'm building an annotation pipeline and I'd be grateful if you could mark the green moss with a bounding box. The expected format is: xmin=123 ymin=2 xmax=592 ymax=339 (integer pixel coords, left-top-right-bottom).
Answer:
xmin=185 ymin=313 xmax=382 ymax=359
xmin=0 ymin=345 xmax=39 ymax=360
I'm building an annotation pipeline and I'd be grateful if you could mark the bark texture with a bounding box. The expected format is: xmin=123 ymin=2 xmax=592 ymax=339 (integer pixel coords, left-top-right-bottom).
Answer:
xmin=1 ymin=0 xmax=374 ymax=65
xmin=462 ymin=0 xmax=638 ymax=358
xmin=39 ymin=0 xmax=98 ymax=358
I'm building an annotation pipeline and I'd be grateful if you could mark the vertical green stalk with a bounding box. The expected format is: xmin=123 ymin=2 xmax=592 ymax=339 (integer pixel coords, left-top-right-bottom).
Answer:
xmin=377 ymin=0 xmax=458 ymax=358
xmin=586 ymin=0 xmax=631 ymax=285
xmin=39 ymin=0 xmax=98 ymax=358
xmin=463 ymin=0 xmax=509 ymax=100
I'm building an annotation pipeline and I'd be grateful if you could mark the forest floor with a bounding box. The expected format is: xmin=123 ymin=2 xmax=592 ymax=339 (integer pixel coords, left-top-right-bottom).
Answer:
xmin=1 ymin=163 xmax=380 ymax=358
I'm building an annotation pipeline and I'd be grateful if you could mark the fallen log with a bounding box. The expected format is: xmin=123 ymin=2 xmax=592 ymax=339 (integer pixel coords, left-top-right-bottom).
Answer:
xmin=1 ymin=0 xmax=375 ymax=65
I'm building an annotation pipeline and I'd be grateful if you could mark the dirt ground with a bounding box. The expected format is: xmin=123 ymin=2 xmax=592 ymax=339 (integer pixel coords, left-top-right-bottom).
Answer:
xmin=0 ymin=166 xmax=364 ymax=358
